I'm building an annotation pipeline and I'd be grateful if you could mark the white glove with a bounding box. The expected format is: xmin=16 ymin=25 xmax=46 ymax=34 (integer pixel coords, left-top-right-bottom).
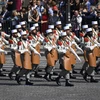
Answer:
xmin=79 ymin=48 xmax=83 ymax=53
xmin=33 ymin=49 xmax=41 ymax=57
xmin=25 ymin=49 xmax=28 ymax=52
xmin=48 ymin=47 xmax=52 ymax=51
xmin=97 ymin=43 xmax=100 ymax=47
xmin=78 ymin=57 xmax=82 ymax=62
xmin=52 ymin=45 xmax=57 ymax=49
xmin=94 ymin=44 xmax=97 ymax=47
xmin=90 ymin=44 xmax=97 ymax=50
xmin=4 ymin=51 xmax=8 ymax=54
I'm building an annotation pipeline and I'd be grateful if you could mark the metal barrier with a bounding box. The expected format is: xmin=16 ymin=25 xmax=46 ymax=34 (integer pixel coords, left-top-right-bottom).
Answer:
xmin=1 ymin=19 xmax=13 ymax=34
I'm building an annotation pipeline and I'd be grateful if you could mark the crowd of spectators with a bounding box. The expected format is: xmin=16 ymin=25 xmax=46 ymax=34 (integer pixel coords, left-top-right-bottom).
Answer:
xmin=0 ymin=0 xmax=99 ymax=37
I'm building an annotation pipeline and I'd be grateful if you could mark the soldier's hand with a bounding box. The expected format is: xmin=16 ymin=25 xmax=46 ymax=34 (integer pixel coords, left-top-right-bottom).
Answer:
xmin=5 ymin=51 xmax=8 ymax=54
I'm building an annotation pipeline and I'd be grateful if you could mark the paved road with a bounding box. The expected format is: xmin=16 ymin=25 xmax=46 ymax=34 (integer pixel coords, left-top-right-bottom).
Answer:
xmin=0 ymin=54 xmax=100 ymax=100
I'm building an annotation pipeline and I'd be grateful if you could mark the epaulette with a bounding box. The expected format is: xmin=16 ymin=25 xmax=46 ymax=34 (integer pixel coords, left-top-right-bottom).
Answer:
xmin=9 ymin=39 xmax=13 ymax=44
xmin=28 ymin=36 xmax=33 ymax=40
xmin=80 ymin=33 xmax=84 ymax=37
xmin=17 ymin=41 xmax=22 ymax=45
xmin=84 ymin=37 xmax=89 ymax=42
xmin=44 ymin=38 xmax=49 ymax=42
xmin=57 ymin=40 xmax=62 ymax=46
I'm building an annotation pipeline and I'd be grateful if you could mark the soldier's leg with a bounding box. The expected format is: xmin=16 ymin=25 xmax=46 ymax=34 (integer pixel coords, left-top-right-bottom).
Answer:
xmin=95 ymin=60 xmax=100 ymax=73
xmin=55 ymin=69 xmax=66 ymax=86
xmin=80 ymin=61 xmax=88 ymax=75
xmin=65 ymin=72 xmax=74 ymax=86
xmin=87 ymin=67 xmax=98 ymax=83
xmin=44 ymin=65 xmax=53 ymax=81
xmin=56 ymin=69 xmax=74 ymax=86
xmin=0 ymin=64 xmax=3 ymax=71
xmin=32 ymin=64 xmax=42 ymax=78
xmin=0 ymin=64 xmax=6 ymax=76
xmin=72 ymin=64 xmax=78 ymax=74
xmin=25 ymin=69 xmax=34 ymax=85
xmin=16 ymin=68 xmax=28 ymax=85
xmin=9 ymin=65 xmax=21 ymax=79
xmin=52 ymin=61 xmax=59 ymax=75
xmin=26 ymin=64 xmax=41 ymax=79
xmin=70 ymin=69 xmax=76 ymax=79
xmin=83 ymin=66 xmax=98 ymax=83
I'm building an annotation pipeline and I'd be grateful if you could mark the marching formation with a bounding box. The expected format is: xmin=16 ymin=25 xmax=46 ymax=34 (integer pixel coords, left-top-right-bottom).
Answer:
xmin=0 ymin=20 xmax=100 ymax=87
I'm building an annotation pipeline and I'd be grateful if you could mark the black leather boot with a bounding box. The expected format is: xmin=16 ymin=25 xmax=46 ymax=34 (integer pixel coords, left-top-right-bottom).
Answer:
xmin=44 ymin=73 xmax=51 ymax=81
xmin=73 ymin=70 xmax=78 ymax=74
xmin=34 ymin=72 xmax=42 ymax=78
xmin=15 ymin=74 xmax=18 ymax=80
xmin=83 ymin=72 xmax=89 ymax=82
xmin=8 ymin=72 xmax=13 ymax=80
xmin=80 ymin=69 xmax=85 ymax=76
xmin=0 ymin=71 xmax=6 ymax=77
xmin=65 ymin=79 xmax=74 ymax=87
xmin=49 ymin=74 xmax=55 ymax=81
xmin=55 ymin=76 xmax=61 ymax=86
xmin=25 ymin=78 xmax=34 ymax=85
xmin=90 ymin=76 xmax=98 ymax=83
xmin=70 ymin=73 xmax=76 ymax=79
xmin=16 ymin=77 xmax=21 ymax=85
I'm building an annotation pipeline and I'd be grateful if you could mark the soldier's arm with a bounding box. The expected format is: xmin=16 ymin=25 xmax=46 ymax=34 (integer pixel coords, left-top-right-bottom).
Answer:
xmin=72 ymin=41 xmax=83 ymax=53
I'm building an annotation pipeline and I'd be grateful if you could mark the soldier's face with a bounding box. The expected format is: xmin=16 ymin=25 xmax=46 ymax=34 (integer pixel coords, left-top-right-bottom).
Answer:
xmin=69 ymin=27 xmax=72 ymax=31
xmin=22 ymin=35 xmax=27 ymax=40
xmin=22 ymin=25 xmax=26 ymax=29
xmin=66 ymin=29 xmax=70 ymax=34
xmin=57 ymin=25 xmax=62 ymax=30
xmin=18 ymin=28 xmax=22 ymax=32
xmin=88 ymin=32 xmax=92 ymax=37
xmin=36 ymin=27 xmax=39 ymax=31
xmin=62 ymin=36 xmax=66 ymax=41
xmin=94 ymin=25 xmax=98 ymax=29
xmin=13 ymin=33 xmax=18 ymax=37
xmin=48 ymin=33 xmax=54 ymax=39
xmin=32 ymin=29 xmax=37 ymax=35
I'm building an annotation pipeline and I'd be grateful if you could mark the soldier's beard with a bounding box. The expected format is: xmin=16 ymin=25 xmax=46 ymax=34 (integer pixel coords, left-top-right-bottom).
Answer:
xmin=22 ymin=27 xmax=26 ymax=31
xmin=94 ymin=27 xmax=98 ymax=30
xmin=32 ymin=32 xmax=37 ymax=35
xmin=14 ymin=35 xmax=18 ymax=38
xmin=49 ymin=35 xmax=54 ymax=39
xmin=23 ymin=38 xmax=27 ymax=40
xmin=57 ymin=27 xmax=61 ymax=30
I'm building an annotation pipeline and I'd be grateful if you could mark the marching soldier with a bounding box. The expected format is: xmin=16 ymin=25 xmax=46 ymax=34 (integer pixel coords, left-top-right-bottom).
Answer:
xmin=80 ymin=25 xmax=89 ymax=75
xmin=28 ymin=26 xmax=41 ymax=78
xmin=55 ymin=32 xmax=81 ymax=86
xmin=66 ymin=23 xmax=80 ymax=43
xmin=54 ymin=21 xmax=63 ymax=40
xmin=20 ymin=21 xmax=29 ymax=33
xmin=43 ymin=29 xmax=57 ymax=81
xmin=80 ymin=25 xmax=88 ymax=47
xmin=16 ymin=31 xmax=33 ymax=85
xmin=47 ymin=25 xmax=59 ymax=76
xmin=0 ymin=23 xmax=8 ymax=76
xmin=66 ymin=23 xmax=81 ymax=74
xmin=15 ymin=24 xmax=22 ymax=36
xmin=9 ymin=29 xmax=22 ymax=80
xmin=48 ymin=25 xmax=58 ymax=62
xmin=64 ymin=25 xmax=83 ymax=78
xmin=91 ymin=21 xmax=100 ymax=73
xmin=83 ymin=28 xmax=98 ymax=83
